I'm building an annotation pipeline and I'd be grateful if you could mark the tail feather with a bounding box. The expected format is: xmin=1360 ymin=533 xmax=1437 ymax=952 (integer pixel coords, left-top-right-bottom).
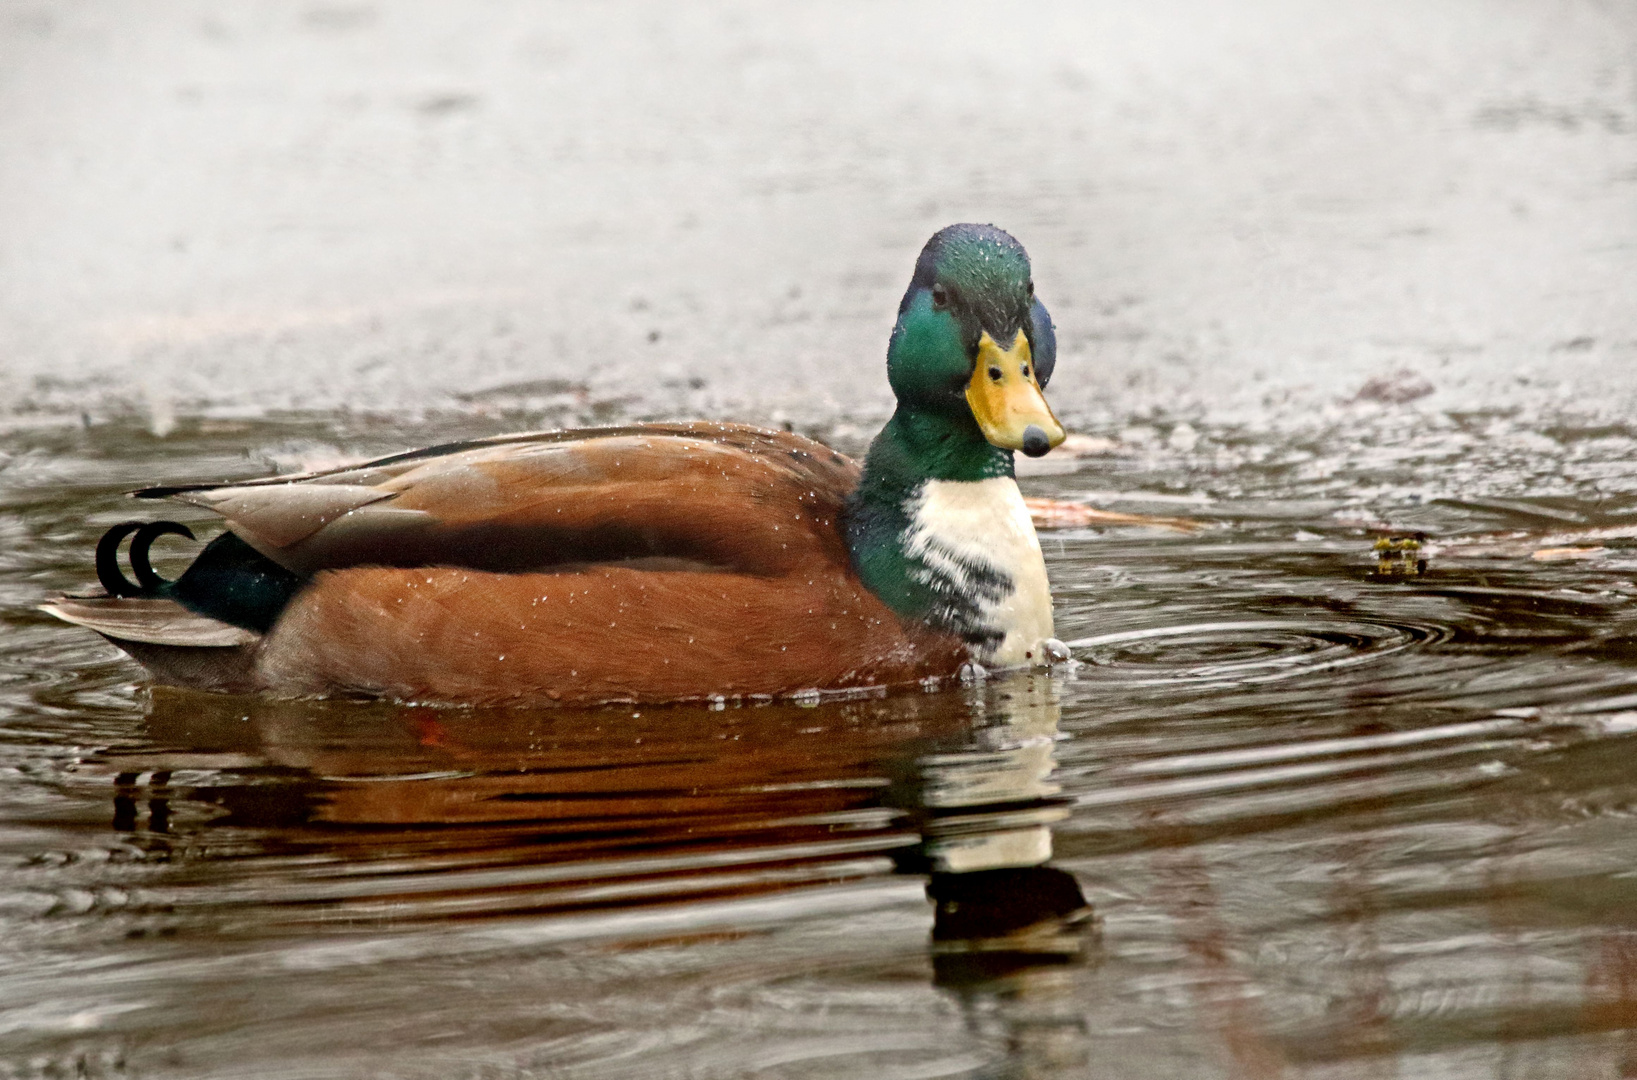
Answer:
xmin=42 ymin=596 xmax=261 ymax=693
xmin=96 ymin=522 xmax=145 ymax=597
xmin=41 ymin=597 xmax=257 ymax=648
xmin=57 ymin=521 xmax=289 ymax=695
xmin=130 ymin=521 xmax=195 ymax=591
xmin=95 ymin=518 xmax=197 ymax=597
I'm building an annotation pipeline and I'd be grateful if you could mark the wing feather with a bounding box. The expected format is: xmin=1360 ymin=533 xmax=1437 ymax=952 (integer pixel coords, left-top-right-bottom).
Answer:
xmin=174 ymin=483 xmax=397 ymax=550
xmin=140 ymin=423 xmax=860 ymax=578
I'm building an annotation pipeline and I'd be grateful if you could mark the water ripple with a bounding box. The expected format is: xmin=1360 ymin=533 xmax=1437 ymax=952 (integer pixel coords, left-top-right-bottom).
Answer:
xmin=1064 ymin=617 xmax=1445 ymax=687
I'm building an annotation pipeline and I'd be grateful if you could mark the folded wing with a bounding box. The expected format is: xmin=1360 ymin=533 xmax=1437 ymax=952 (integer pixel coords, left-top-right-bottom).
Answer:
xmin=142 ymin=422 xmax=861 ymax=578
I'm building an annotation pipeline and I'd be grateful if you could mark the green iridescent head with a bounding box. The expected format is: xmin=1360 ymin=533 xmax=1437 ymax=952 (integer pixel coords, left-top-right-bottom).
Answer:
xmin=886 ymin=224 xmax=1063 ymax=459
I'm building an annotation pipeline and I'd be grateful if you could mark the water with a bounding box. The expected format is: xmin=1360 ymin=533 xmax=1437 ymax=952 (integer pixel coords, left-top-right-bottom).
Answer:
xmin=8 ymin=411 xmax=1637 ymax=1078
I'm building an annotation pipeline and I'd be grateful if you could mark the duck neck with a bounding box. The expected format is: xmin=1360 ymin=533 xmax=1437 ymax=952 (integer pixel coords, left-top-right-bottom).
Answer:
xmin=862 ymin=407 xmax=1016 ymax=488
xmin=844 ymin=407 xmax=1054 ymax=665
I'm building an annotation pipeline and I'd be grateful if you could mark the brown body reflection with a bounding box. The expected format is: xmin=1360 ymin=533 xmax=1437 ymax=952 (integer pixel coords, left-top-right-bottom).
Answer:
xmin=95 ymin=679 xmax=1090 ymax=942
xmin=97 ymin=687 xmax=973 ymax=923
xmin=1585 ymin=931 xmax=1637 ymax=1077
xmin=86 ymin=676 xmax=1098 ymax=1078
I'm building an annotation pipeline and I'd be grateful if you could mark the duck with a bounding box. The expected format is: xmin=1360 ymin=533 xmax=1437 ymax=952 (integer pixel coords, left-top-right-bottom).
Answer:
xmin=43 ymin=223 xmax=1069 ymax=706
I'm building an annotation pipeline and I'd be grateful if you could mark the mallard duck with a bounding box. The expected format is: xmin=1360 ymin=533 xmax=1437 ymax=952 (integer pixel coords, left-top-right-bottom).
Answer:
xmin=44 ymin=224 xmax=1068 ymax=705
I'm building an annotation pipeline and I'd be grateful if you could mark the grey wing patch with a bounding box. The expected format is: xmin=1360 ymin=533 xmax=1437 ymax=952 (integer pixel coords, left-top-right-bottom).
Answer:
xmin=174 ymin=483 xmax=397 ymax=550
xmin=272 ymin=505 xmax=440 ymax=575
xmin=161 ymin=482 xmax=442 ymax=574
xmin=41 ymin=597 xmax=258 ymax=647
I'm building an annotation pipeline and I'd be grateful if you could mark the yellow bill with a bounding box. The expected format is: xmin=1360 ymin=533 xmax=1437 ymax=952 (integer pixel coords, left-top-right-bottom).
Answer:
xmin=965 ymin=330 xmax=1066 ymax=457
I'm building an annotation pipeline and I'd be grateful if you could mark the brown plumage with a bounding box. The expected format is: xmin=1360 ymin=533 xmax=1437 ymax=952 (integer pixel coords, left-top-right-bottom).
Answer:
xmin=46 ymin=422 xmax=966 ymax=705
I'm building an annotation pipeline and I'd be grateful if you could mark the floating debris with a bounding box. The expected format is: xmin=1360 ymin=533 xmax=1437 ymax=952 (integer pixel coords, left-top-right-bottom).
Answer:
xmin=1531 ymin=546 xmax=1609 ymax=562
xmin=1352 ymin=368 xmax=1435 ymax=405
xmin=1373 ymin=533 xmax=1427 ymax=575
xmin=1024 ymin=497 xmax=1201 ymax=532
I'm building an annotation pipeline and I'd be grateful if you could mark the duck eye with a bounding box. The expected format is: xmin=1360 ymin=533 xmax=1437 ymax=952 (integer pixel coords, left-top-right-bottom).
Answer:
xmin=930 ymin=285 xmax=949 ymax=309
xmin=988 ymin=366 xmax=1003 ymax=381
xmin=1022 ymin=364 xmax=1031 ymax=378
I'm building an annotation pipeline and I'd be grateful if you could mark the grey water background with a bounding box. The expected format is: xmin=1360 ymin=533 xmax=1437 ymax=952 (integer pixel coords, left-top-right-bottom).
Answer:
xmin=5 ymin=1 xmax=1637 ymax=1077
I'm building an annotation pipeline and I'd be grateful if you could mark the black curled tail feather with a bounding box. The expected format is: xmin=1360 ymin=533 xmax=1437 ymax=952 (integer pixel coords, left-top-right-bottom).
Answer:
xmin=96 ymin=522 xmax=146 ymax=597
xmin=131 ymin=521 xmax=194 ymax=591
xmin=95 ymin=520 xmax=195 ymax=598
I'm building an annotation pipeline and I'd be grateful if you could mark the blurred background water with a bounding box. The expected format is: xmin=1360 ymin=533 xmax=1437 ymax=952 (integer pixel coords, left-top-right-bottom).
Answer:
xmin=4 ymin=2 xmax=1637 ymax=1077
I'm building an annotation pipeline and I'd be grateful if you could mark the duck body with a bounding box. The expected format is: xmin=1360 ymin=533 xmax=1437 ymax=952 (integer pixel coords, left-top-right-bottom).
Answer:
xmin=45 ymin=224 xmax=1068 ymax=705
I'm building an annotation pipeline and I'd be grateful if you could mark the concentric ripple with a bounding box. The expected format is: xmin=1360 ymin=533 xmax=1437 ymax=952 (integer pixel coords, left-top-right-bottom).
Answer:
xmin=1062 ymin=618 xmax=1449 ymax=687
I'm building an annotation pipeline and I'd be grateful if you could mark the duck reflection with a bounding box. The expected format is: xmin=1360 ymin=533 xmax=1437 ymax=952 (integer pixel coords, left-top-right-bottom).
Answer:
xmin=94 ymin=676 xmax=1094 ymax=983
xmin=885 ymin=675 xmax=1095 ymax=984
xmin=892 ymin=676 xmax=1098 ymax=1077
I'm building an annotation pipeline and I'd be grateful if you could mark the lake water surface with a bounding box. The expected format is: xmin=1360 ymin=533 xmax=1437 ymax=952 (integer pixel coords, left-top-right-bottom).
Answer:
xmin=8 ymin=409 xmax=1637 ymax=1078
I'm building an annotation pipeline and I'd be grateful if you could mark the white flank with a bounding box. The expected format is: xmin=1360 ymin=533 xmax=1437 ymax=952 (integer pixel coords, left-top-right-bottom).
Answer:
xmin=904 ymin=477 xmax=1055 ymax=666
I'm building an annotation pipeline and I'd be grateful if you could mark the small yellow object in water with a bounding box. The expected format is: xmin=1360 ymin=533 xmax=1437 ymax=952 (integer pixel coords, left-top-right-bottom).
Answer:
xmin=1373 ymin=534 xmax=1427 ymax=575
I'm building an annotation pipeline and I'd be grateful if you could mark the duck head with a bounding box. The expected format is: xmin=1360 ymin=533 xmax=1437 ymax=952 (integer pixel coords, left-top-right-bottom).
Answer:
xmin=887 ymin=224 xmax=1064 ymax=462
xmin=845 ymin=225 xmax=1064 ymax=664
